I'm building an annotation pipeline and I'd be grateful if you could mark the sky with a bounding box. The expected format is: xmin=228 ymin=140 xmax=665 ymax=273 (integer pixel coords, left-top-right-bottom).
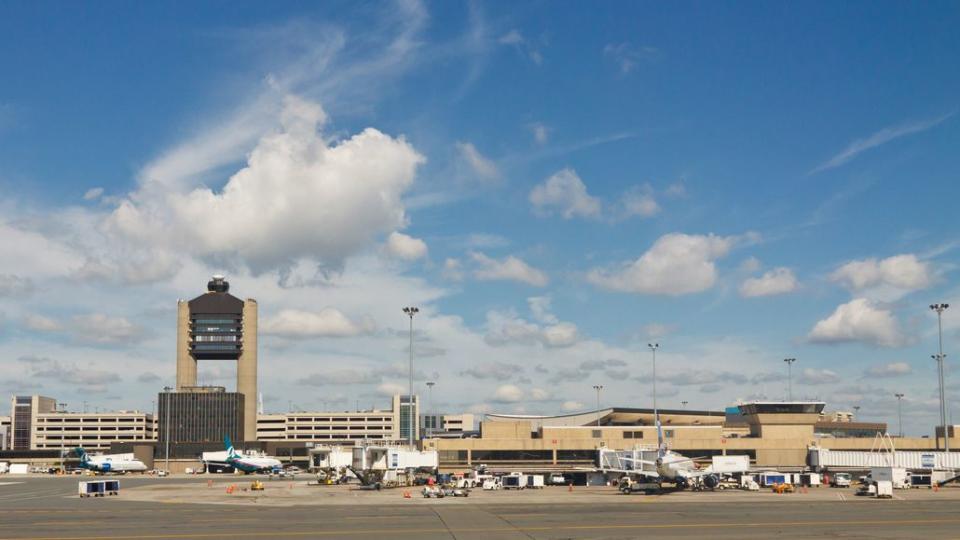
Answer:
xmin=0 ymin=1 xmax=958 ymax=435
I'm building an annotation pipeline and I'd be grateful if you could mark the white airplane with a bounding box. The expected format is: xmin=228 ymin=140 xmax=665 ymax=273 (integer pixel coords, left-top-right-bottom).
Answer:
xmin=74 ymin=448 xmax=148 ymax=474
xmin=224 ymin=437 xmax=282 ymax=474
xmin=599 ymin=415 xmax=723 ymax=490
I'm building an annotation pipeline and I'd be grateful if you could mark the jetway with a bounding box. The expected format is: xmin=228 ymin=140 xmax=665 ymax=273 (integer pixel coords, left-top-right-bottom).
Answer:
xmin=809 ymin=447 xmax=960 ymax=470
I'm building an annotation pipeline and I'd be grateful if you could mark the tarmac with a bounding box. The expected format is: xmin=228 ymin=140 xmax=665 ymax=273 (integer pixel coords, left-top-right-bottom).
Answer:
xmin=2 ymin=475 xmax=960 ymax=539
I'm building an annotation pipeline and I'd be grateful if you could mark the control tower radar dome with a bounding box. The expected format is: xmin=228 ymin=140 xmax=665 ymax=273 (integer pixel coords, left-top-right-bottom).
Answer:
xmin=207 ymin=275 xmax=229 ymax=293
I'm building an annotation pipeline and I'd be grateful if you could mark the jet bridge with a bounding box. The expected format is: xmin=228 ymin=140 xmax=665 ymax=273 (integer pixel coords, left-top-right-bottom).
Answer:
xmin=598 ymin=446 xmax=659 ymax=475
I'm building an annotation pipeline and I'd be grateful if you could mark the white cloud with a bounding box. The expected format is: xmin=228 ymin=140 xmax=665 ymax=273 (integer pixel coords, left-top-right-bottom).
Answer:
xmin=530 ymin=387 xmax=551 ymax=401
xmin=865 ymin=362 xmax=912 ymax=378
xmin=461 ymin=362 xmax=524 ymax=381
xmin=811 ymin=112 xmax=955 ymax=174
xmin=529 ymin=122 xmax=549 ymax=145
xmin=739 ymin=257 xmax=762 ymax=273
xmin=383 ymin=232 xmax=428 ymax=261
xmin=527 ymin=296 xmax=558 ymax=324
xmin=498 ymin=29 xmax=523 ymax=45
xmin=106 ymin=95 xmax=425 ymax=273
xmin=603 ymin=43 xmax=659 ymax=74
xmin=83 ymin=187 xmax=104 ymax=201
xmin=377 ymin=382 xmax=406 ymax=396
xmin=492 ymin=384 xmax=524 ymax=403
xmin=262 ymin=308 xmax=375 ymax=338
xmin=587 ymin=233 xmax=736 ymax=295
xmin=808 ymin=298 xmax=906 ymax=348
xmin=798 ymin=368 xmax=841 ymax=385
xmin=540 ymin=322 xmax=578 ymax=348
xmin=641 ymin=323 xmax=675 ymax=339
xmin=441 ymin=258 xmax=464 ymax=282
xmin=484 ymin=303 xmax=579 ymax=349
xmin=529 ymin=168 xmax=602 ymax=219
xmin=617 ymin=186 xmax=660 ymax=219
xmin=561 ymin=400 xmax=585 ymax=412
xmin=23 ymin=314 xmax=61 ymax=332
xmin=830 ymin=254 xmax=933 ymax=299
xmin=471 ymin=252 xmax=548 ymax=287
xmin=739 ymin=267 xmax=798 ymax=297
xmin=455 ymin=141 xmax=499 ymax=182
xmin=0 ymin=274 xmax=33 ymax=297
xmin=71 ymin=314 xmax=145 ymax=345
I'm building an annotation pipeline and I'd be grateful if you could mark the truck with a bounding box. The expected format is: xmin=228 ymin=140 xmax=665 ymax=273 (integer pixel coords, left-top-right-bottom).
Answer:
xmin=830 ymin=472 xmax=852 ymax=487
xmin=502 ymin=473 xmax=528 ymax=490
xmin=619 ymin=476 xmax=661 ymax=495
xmin=0 ymin=462 xmax=9 ymax=474
xmin=869 ymin=467 xmax=909 ymax=489
xmin=482 ymin=477 xmax=502 ymax=490
xmin=526 ymin=475 xmax=545 ymax=489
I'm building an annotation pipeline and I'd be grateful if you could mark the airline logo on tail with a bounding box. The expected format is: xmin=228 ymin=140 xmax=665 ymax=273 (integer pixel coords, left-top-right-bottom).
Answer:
xmin=74 ymin=447 xmax=90 ymax=465
xmin=224 ymin=436 xmax=240 ymax=460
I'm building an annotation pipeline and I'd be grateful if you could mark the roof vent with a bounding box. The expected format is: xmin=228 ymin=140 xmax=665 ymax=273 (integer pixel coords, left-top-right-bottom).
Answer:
xmin=207 ymin=275 xmax=229 ymax=293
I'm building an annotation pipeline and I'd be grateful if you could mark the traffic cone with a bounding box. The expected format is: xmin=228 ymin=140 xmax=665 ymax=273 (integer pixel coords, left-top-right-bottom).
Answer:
xmin=403 ymin=491 xmax=411 ymax=498
xmin=568 ymin=483 xmax=573 ymax=492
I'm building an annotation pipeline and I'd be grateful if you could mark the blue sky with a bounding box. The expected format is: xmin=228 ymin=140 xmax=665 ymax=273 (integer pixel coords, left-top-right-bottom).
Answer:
xmin=0 ymin=1 xmax=958 ymax=434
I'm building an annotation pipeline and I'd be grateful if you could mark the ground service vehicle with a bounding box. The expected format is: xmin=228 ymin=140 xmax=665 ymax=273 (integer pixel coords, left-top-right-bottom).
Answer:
xmin=831 ymin=473 xmax=852 ymax=487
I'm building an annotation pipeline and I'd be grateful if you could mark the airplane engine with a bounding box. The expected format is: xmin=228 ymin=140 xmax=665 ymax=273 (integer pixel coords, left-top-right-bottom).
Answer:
xmin=101 ymin=463 xmax=111 ymax=472
xmin=703 ymin=474 xmax=720 ymax=489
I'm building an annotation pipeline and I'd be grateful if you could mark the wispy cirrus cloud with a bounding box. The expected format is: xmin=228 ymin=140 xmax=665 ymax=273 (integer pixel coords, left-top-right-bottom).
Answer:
xmin=810 ymin=112 xmax=955 ymax=174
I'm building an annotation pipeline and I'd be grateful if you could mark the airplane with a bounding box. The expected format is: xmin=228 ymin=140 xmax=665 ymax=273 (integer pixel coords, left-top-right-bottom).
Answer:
xmin=599 ymin=413 xmax=727 ymax=491
xmin=224 ymin=436 xmax=282 ymax=474
xmin=74 ymin=448 xmax=148 ymax=474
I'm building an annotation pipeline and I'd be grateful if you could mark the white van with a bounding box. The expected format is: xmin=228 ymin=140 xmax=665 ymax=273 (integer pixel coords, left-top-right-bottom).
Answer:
xmin=482 ymin=477 xmax=502 ymax=490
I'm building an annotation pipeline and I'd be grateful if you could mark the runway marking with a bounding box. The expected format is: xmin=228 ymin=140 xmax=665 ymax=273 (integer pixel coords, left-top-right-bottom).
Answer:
xmin=0 ymin=482 xmax=24 ymax=486
xmin=3 ymin=517 xmax=960 ymax=539
xmin=838 ymin=493 xmax=846 ymax=501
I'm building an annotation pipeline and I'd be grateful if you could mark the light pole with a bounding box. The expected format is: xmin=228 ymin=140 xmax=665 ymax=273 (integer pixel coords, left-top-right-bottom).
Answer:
xmin=681 ymin=401 xmax=688 ymax=409
xmin=931 ymin=303 xmax=950 ymax=450
xmin=163 ymin=386 xmax=172 ymax=473
xmin=402 ymin=306 xmax=419 ymax=447
xmin=426 ymin=381 xmax=435 ymax=437
xmin=648 ymin=343 xmax=659 ymax=420
xmin=895 ymin=394 xmax=905 ymax=437
xmin=58 ymin=402 xmax=67 ymax=473
xmin=783 ymin=358 xmax=797 ymax=401
xmin=593 ymin=385 xmax=604 ymax=427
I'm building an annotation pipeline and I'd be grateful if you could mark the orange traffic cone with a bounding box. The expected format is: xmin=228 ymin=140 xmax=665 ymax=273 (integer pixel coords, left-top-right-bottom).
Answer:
xmin=403 ymin=491 xmax=411 ymax=498
xmin=568 ymin=483 xmax=573 ymax=492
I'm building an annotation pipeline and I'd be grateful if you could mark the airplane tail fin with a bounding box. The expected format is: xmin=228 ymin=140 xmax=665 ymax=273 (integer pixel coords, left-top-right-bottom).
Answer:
xmin=224 ymin=435 xmax=237 ymax=458
xmin=74 ymin=447 xmax=89 ymax=464
xmin=655 ymin=416 xmax=667 ymax=459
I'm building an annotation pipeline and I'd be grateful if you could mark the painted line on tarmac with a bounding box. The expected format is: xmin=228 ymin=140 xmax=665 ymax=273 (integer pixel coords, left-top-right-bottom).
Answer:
xmin=3 ymin=517 xmax=960 ymax=540
xmin=0 ymin=482 xmax=24 ymax=486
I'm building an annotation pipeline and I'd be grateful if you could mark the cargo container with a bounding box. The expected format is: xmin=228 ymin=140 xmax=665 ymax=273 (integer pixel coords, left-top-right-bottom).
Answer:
xmin=79 ymin=480 xmax=120 ymax=497
xmin=9 ymin=464 xmax=28 ymax=474
xmin=526 ymin=475 xmax=545 ymax=489
xmin=759 ymin=472 xmax=787 ymax=486
xmin=503 ymin=473 xmax=528 ymax=490
xmin=799 ymin=473 xmax=821 ymax=487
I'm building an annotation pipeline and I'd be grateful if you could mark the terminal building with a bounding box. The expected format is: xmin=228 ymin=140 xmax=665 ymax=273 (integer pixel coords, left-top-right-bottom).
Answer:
xmin=423 ymin=402 xmax=959 ymax=473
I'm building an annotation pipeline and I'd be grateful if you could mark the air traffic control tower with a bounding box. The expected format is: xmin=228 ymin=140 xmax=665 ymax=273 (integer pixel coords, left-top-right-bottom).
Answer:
xmin=175 ymin=275 xmax=258 ymax=441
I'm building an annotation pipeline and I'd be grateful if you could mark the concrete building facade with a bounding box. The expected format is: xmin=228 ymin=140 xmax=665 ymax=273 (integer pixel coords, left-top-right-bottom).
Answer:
xmin=10 ymin=395 xmax=57 ymax=450
xmin=0 ymin=415 xmax=10 ymax=450
xmin=32 ymin=410 xmax=155 ymax=452
xmin=159 ymin=387 xmax=244 ymax=447
xmin=175 ymin=275 xmax=257 ymax=441
xmin=256 ymin=394 xmax=417 ymax=445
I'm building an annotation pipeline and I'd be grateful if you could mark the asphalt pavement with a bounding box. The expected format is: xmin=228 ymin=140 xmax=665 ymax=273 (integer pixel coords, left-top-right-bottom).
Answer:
xmin=1 ymin=476 xmax=958 ymax=539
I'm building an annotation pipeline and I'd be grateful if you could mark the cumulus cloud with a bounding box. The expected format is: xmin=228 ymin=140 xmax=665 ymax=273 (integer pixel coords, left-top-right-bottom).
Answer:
xmin=383 ymin=232 xmax=428 ymax=261
xmin=739 ymin=267 xmax=798 ymax=297
xmin=0 ymin=274 xmax=34 ymax=297
xmin=641 ymin=323 xmax=675 ymax=339
xmin=441 ymin=258 xmax=464 ymax=281
xmin=616 ymin=186 xmax=660 ymax=219
xmin=460 ymin=362 xmax=525 ymax=381
xmin=865 ymin=362 xmax=912 ymax=378
xmin=561 ymin=400 xmax=585 ymax=412
xmin=106 ymin=95 xmax=425 ymax=273
xmin=587 ymin=233 xmax=737 ymax=295
xmin=377 ymin=382 xmax=406 ymax=396
xmin=299 ymin=368 xmax=383 ymax=386
xmin=71 ymin=314 xmax=145 ymax=345
xmin=484 ymin=308 xmax=579 ymax=349
xmin=830 ymin=254 xmax=933 ymax=299
xmin=137 ymin=372 xmax=162 ymax=384
xmin=21 ymin=356 xmax=121 ymax=387
xmin=262 ymin=308 xmax=375 ymax=338
xmin=529 ymin=168 xmax=602 ymax=219
xmin=808 ymin=298 xmax=906 ymax=348
xmin=492 ymin=384 xmax=524 ymax=403
xmin=659 ymin=371 xmax=747 ymax=386
xmin=23 ymin=314 xmax=61 ymax=332
xmin=471 ymin=252 xmax=548 ymax=287
xmin=798 ymin=368 xmax=841 ymax=385
xmin=455 ymin=142 xmax=500 ymax=182
xmin=83 ymin=187 xmax=104 ymax=201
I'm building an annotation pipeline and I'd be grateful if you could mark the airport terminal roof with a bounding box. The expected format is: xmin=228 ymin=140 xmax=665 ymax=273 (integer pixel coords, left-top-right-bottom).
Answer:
xmin=486 ymin=407 xmax=726 ymax=430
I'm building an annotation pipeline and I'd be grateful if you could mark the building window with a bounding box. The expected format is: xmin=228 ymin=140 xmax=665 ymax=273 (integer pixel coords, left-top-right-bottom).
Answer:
xmin=664 ymin=430 xmax=674 ymax=438
xmin=592 ymin=430 xmax=601 ymax=438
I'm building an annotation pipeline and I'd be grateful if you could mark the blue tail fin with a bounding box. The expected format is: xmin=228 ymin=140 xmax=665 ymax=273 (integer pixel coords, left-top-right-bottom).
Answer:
xmin=224 ymin=436 xmax=236 ymax=458
xmin=74 ymin=447 xmax=89 ymax=464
